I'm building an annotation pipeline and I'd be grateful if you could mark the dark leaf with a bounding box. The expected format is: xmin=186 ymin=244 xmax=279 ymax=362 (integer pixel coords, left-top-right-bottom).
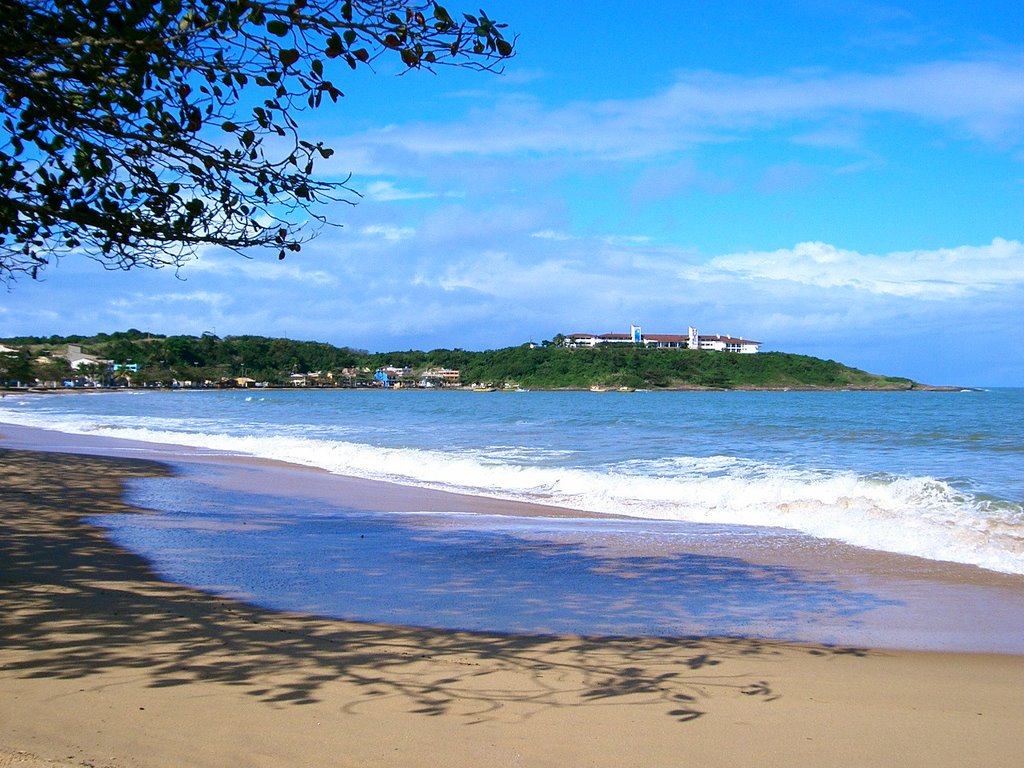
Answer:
xmin=266 ymin=20 xmax=289 ymax=37
xmin=279 ymin=48 xmax=300 ymax=68
xmin=325 ymin=32 xmax=344 ymax=58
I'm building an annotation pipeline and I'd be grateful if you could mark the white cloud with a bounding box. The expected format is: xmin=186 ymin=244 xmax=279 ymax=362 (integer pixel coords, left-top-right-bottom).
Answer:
xmin=689 ymin=238 xmax=1024 ymax=298
xmin=360 ymin=224 xmax=415 ymax=241
xmin=363 ymin=180 xmax=438 ymax=201
xmin=407 ymin=235 xmax=1024 ymax=326
xmin=653 ymin=61 xmax=1024 ymax=139
xmin=531 ymin=229 xmax=576 ymax=241
xmin=108 ymin=290 xmax=229 ymax=310
xmin=602 ymin=234 xmax=654 ymax=246
xmin=346 ymin=58 xmax=1024 ymax=163
xmin=181 ymin=252 xmax=337 ymax=286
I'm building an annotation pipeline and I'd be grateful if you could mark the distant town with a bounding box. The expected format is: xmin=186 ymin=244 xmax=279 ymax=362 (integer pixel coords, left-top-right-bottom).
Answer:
xmin=0 ymin=325 xmax=764 ymax=391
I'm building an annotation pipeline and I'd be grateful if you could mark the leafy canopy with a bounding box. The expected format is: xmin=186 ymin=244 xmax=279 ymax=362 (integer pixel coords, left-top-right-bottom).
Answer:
xmin=0 ymin=0 xmax=513 ymax=280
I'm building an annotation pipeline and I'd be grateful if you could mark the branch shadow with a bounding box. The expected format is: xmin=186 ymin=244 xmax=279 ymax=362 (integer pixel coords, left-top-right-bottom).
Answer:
xmin=1 ymin=448 xmax=874 ymax=726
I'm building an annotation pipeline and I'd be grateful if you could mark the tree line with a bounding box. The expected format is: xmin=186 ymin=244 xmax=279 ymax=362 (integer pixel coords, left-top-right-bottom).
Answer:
xmin=1 ymin=331 xmax=919 ymax=390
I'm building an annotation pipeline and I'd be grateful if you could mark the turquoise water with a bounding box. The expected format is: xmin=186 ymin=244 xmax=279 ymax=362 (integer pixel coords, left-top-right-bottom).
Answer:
xmin=3 ymin=387 xmax=1021 ymax=572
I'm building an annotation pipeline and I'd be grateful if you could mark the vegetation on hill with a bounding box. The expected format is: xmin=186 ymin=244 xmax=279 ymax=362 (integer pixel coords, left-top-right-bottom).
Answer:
xmin=461 ymin=346 xmax=916 ymax=390
xmin=1 ymin=330 xmax=921 ymax=390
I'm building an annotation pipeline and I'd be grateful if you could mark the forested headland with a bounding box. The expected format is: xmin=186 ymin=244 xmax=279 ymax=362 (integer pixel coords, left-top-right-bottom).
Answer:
xmin=0 ymin=330 xmax=933 ymax=390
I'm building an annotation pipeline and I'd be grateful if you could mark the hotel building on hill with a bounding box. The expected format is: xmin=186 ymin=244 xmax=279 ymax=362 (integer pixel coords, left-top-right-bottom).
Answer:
xmin=564 ymin=325 xmax=761 ymax=354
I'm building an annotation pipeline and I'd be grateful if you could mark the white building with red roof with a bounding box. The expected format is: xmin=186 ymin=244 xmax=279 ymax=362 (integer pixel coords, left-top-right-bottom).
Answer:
xmin=564 ymin=325 xmax=761 ymax=353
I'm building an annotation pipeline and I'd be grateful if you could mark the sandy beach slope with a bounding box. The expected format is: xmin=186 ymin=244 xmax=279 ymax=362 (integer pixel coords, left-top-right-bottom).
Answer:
xmin=2 ymin=444 xmax=1024 ymax=768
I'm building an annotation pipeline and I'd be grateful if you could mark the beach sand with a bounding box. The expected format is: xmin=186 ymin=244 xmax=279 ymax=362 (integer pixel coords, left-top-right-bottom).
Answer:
xmin=2 ymin=437 xmax=1024 ymax=767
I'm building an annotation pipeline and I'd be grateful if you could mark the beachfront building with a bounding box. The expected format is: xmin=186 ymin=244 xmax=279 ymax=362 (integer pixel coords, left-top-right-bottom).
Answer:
xmin=420 ymin=368 xmax=461 ymax=387
xmin=373 ymin=366 xmax=415 ymax=388
xmin=339 ymin=367 xmax=375 ymax=387
xmin=287 ymin=370 xmax=334 ymax=387
xmin=564 ymin=325 xmax=761 ymax=353
xmin=64 ymin=344 xmax=111 ymax=370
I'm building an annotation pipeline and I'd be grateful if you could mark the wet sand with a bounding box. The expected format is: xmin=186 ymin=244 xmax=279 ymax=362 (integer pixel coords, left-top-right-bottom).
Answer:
xmin=5 ymin=423 xmax=1024 ymax=652
xmin=2 ymin=428 xmax=1024 ymax=766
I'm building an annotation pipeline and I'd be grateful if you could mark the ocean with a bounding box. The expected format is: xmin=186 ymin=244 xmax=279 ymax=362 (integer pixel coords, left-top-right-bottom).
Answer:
xmin=3 ymin=387 xmax=1023 ymax=645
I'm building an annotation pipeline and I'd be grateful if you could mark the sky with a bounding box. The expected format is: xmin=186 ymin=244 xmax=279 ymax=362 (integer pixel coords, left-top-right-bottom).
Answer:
xmin=3 ymin=0 xmax=1024 ymax=386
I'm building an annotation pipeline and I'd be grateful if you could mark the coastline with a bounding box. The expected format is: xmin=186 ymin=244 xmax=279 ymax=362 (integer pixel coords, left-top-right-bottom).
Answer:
xmin=4 ymin=420 xmax=1024 ymax=650
xmin=3 ymin=428 xmax=1024 ymax=766
xmin=3 ymin=381 xmax=973 ymax=394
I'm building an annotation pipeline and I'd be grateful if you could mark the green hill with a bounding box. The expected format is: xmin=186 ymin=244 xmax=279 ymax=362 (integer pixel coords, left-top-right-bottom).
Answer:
xmin=1 ymin=331 xmax=927 ymax=390
xmin=452 ymin=345 xmax=919 ymax=390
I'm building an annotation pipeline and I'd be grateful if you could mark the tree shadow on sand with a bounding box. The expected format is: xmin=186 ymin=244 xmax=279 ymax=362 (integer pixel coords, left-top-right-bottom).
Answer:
xmin=105 ymin=465 xmax=901 ymax=641
xmin=1 ymin=448 xmax=875 ymax=726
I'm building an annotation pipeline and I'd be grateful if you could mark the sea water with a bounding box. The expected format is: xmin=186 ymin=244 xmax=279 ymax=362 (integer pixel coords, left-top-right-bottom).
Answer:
xmin=3 ymin=388 xmax=1022 ymax=571
xmin=2 ymin=388 xmax=1023 ymax=643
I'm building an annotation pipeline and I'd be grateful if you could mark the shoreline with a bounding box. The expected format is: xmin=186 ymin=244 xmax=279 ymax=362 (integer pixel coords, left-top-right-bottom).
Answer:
xmin=4 ymin=421 xmax=1024 ymax=654
xmin=2 ymin=443 xmax=1024 ymax=767
xmin=4 ymin=382 xmax=975 ymax=393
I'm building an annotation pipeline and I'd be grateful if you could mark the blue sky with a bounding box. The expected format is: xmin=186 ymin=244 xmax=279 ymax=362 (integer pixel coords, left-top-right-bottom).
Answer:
xmin=3 ymin=0 xmax=1023 ymax=385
